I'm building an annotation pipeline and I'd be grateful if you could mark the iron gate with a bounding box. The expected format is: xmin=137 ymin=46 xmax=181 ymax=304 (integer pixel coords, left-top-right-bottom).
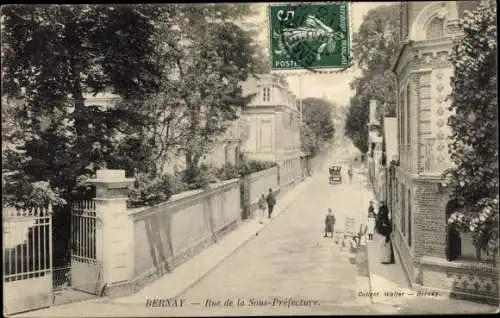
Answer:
xmin=70 ymin=200 xmax=103 ymax=294
xmin=3 ymin=205 xmax=53 ymax=315
xmin=51 ymin=200 xmax=103 ymax=305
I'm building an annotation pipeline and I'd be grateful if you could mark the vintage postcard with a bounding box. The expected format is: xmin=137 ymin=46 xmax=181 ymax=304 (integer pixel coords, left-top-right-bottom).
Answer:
xmin=2 ymin=1 xmax=499 ymax=317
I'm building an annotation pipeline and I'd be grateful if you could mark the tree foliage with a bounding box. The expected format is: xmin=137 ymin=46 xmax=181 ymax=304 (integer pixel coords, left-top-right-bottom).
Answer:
xmin=135 ymin=4 xmax=263 ymax=184
xmin=300 ymin=97 xmax=336 ymax=157
xmin=1 ymin=4 xmax=266 ymax=205
xmin=444 ymin=1 xmax=498 ymax=255
xmin=1 ymin=5 xmax=161 ymax=206
xmin=345 ymin=4 xmax=400 ymax=153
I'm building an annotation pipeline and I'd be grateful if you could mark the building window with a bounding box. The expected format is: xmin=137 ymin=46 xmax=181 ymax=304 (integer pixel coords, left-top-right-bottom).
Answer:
xmin=408 ymin=189 xmax=412 ymax=247
xmin=406 ymin=84 xmax=411 ymax=145
xmin=399 ymin=90 xmax=405 ymax=145
xmin=426 ymin=17 xmax=445 ymax=40
xmin=401 ymin=184 xmax=406 ymax=236
xmin=224 ymin=145 xmax=229 ymax=165
xmin=262 ymin=87 xmax=271 ymax=102
xmin=446 ymin=200 xmax=487 ymax=262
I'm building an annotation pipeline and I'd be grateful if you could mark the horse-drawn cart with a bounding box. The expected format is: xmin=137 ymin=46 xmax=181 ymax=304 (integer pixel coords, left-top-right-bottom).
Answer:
xmin=329 ymin=165 xmax=342 ymax=184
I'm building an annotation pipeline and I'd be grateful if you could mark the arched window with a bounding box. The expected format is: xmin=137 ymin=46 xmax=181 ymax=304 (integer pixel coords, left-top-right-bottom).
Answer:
xmin=224 ymin=144 xmax=229 ymax=165
xmin=234 ymin=146 xmax=240 ymax=167
xmin=446 ymin=200 xmax=478 ymax=261
xmin=446 ymin=199 xmax=461 ymax=261
xmin=425 ymin=17 xmax=445 ymax=40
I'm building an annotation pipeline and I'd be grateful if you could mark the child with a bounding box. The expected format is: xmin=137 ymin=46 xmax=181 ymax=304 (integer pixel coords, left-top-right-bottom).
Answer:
xmin=324 ymin=208 xmax=336 ymax=238
xmin=367 ymin=201 xmax=376 ymax=240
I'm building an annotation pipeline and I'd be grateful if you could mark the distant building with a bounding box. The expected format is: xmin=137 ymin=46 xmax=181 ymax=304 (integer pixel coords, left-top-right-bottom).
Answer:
xmin=201 ymin=113 xmax=250 ymax=168
xmin=239 ymin=74 xmax=303 ymax=185
xmin=391 ymin=1 xmax=497 ymax=304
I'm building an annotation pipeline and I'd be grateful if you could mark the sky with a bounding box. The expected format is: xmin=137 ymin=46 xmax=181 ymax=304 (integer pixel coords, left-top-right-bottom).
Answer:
xmin=247 ymin=2 xmax=393 ymax=106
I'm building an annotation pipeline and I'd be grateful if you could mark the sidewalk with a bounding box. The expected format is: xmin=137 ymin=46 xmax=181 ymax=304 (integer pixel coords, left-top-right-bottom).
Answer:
xmin=15 ymin=175 xmax=318 ymax=316
xmin=365 ymin=232 xmax=415 ymax=307
xmin=362 ymin=186 xmax=498 ymax=314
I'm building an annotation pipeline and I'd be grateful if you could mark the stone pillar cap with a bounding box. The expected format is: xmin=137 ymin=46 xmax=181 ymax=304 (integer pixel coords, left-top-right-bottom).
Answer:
xmin=87 ymin=169 xmax=134 ymax=188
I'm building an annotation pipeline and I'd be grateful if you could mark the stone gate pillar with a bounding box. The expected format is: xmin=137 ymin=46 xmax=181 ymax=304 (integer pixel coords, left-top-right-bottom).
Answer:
xmin=89 ymin=169 xmax=135 ymax=297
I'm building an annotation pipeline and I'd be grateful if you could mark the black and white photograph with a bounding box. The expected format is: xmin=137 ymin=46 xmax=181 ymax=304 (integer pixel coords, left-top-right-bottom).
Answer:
xmin=2 ymin=1 xmax=499 ymax=316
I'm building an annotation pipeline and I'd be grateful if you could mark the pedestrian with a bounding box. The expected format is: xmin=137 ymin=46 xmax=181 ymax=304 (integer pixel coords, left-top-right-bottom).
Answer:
xmin=367 ymin=201 xmax=376 ymax=241
xmin=375 ymin=201 xmax=394 ymax=264
xmin=348 ymin=165 xmax=353 ymax=183
xmin=257 ymin=194 xmax=267 ymax=224
xmin=266 ymin=188 xmax=276 ymax=219
xmin=324 ymin=208 xmax=336 ymax=238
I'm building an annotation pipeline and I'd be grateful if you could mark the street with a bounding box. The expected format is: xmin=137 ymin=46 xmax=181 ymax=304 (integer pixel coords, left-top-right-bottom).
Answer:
xmin=171 ymin=162 xmax=376 ymax=316
xmin=16 ymin=157 xmax=380 ymax=317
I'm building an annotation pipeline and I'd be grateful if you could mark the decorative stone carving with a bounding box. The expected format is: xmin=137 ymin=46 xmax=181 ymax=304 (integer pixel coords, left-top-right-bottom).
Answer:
xmin=452 ymin=274 xmax=499 ymax=297
xmin=436 ymin=71 xmax=443 ymax=79
xmin=437 ymin=144 xmax=445 ymax=151
xmin=439 ymin=52 xmax=448 ymax=62
xmin=437 ymin=119 xmax=445 ymax=127
xmin=437 ymin=131 xmax=445 ymax=139
xmin=424 ymin=54 xmax=432 ymax=64
xmin=437 ymin=84 xmax=444 ymax=92
xmin=437 ymin=107 xmax=444 ymax=115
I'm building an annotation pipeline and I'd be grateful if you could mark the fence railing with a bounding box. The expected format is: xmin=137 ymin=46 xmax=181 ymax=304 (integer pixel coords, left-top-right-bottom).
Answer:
xmin=3 ymin=205 xmax=52 ymax=283
xmin=71 ymin=200 xmax=99 ymax=264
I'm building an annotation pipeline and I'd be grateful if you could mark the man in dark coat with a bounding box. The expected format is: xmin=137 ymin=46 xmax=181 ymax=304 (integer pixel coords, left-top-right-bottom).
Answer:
xmin=266 ymin=188 xmax=276 ymax=219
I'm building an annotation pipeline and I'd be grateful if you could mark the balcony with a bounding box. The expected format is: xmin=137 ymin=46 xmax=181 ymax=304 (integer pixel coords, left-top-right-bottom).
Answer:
xmin=398 ymin=138 xmax=454 ymax=175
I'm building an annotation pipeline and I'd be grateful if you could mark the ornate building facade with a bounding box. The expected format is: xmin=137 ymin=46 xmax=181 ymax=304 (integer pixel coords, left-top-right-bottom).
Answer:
xmin=391 ymin=1 xmax=498 ymax=304
xmin=239 ymin=74 xmax=303 ymax=186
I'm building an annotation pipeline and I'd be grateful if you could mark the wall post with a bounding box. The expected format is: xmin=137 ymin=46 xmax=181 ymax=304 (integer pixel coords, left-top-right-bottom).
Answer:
xmin=88 ymin=169 xmax=135 ymax=297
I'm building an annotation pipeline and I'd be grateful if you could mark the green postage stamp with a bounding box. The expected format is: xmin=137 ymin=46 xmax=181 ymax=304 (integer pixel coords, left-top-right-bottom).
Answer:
xmin=268 ymin=2 xmax=351 ymax=71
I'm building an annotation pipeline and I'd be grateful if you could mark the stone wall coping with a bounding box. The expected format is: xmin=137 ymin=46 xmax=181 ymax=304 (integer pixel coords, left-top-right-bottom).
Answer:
xmin=420 ymin=256 xmax=499 ymax=273
xmin=128 ymin=178 xmax=239 ymax=220
xmin=88 ymin=178 xmax=135 ymax=189
xmin=93 ymin=197 xmax=129 ymax=202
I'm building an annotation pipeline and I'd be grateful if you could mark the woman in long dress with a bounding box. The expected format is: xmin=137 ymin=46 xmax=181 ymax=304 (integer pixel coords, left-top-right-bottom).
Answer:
xmin=376 ymin=201 xmax=394 ymax=264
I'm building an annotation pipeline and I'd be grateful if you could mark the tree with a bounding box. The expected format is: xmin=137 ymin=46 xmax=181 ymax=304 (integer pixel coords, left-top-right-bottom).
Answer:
xmin=1 ymin=5 xmax=161 ymax=206
xmin=141 ymin=4 xmax=262 ymax=184
xmin=300 ymin=97 xmax=336 ymax=157
xmin=444 ymin=1 xmax=498 ymax=258
xmin=344 ymin=4 xmax=400 ymax=153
